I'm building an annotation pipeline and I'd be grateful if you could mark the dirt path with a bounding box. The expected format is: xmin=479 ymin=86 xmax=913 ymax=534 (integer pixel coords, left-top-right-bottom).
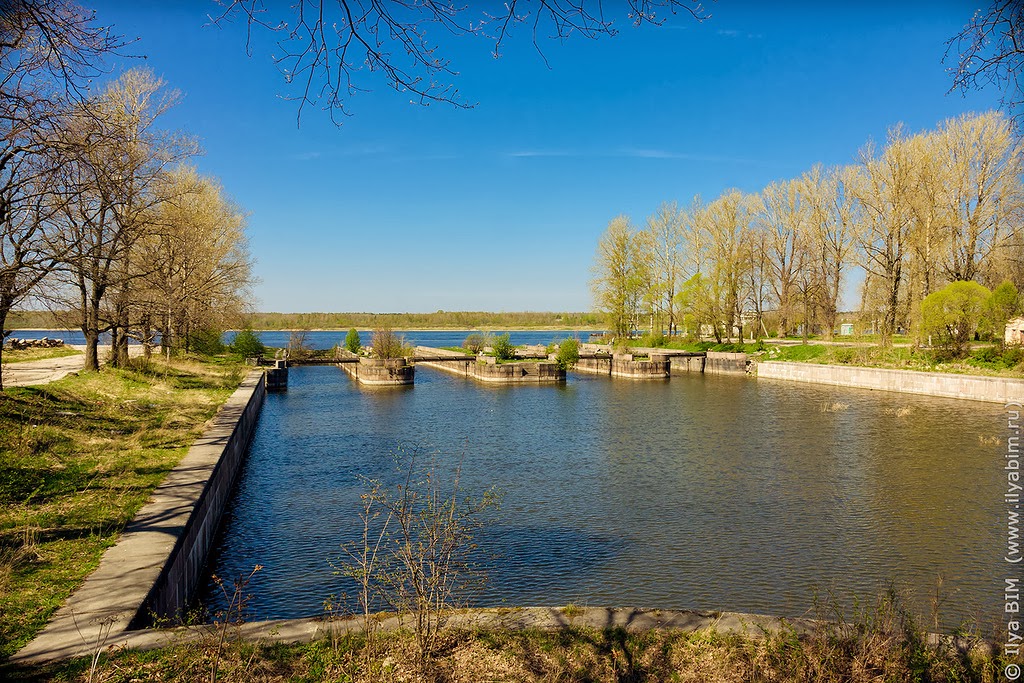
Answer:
xmin=2 ymin=345 xmax=145 ymax=388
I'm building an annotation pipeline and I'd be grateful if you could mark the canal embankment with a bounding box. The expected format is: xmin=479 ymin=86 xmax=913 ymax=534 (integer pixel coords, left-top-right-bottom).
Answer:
xmin=755 ymin=360 xmax=1024 ymax=403
xmin=414 ymin=346 xmax=566 ymax=383
xmin=11 ymin=369 xmax=266 ymax=665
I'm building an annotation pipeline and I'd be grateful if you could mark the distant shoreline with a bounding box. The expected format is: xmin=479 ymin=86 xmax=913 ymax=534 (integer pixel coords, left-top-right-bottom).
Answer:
xmin=8 ymin=327 xmax=605 ymax=333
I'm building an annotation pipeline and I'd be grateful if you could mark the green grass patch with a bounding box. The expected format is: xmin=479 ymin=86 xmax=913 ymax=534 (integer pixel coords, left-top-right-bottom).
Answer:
xmin=439 ymin=346 xmax=475 ymax=355
xmin=1 ymin=348 xmax=81 ymax=364
xmin=0 ymin=357 xmax=245 ymax=661
xmin=759 ymin=343 xmax=1024 ymax=377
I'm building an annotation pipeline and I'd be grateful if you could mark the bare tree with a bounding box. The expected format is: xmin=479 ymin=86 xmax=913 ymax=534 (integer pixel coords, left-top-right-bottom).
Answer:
xmin=803 ymin=164 xmax=859 ymax=340
xmin=0 ymin=0 xmax=125 ymax=383
xmin=591 ymin=215 xmax=648 ymax=340
xmin=142 ymin=165 xmax=254 ymax=357
xmin=757 ymin=178 xmax=808 ymax=337
xmin=699 ymin=189 xmax=756 ymax=342
xmin=57 ymin=68 xmax=197 ymax=371
xmin=1 ymin=0 xmax=126 ymax=105
xmin=642 ymin=201 xmax=686 ymax=336
xmin=937 ymin=110 xmax=1024 ymax=285
xmin=213 ymin=0 xmax=709 ymax=124
xmin=946 ymin=1 xmax=1024 ymax=125
xmin=854 ymin=129 xmax=921 ymax=346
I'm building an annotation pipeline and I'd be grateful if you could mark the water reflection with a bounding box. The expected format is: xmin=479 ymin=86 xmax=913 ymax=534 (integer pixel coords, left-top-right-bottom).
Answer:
xmin=202 ymin=365 xmax=1004 ymax=630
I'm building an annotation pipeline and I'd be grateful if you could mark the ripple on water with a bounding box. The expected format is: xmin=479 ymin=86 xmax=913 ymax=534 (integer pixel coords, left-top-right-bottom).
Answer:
xmin=201 ymin=365 xmax=1004 ymax=630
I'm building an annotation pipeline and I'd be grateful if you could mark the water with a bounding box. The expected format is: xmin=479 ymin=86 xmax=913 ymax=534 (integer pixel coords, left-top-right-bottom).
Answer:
xmin=225 ymin=329 xmax=589 ymax=350
xmin=8 ymin=329 xmax=586 ymax=349
xmin=201 ymin=352 xmax=1007 ymax=632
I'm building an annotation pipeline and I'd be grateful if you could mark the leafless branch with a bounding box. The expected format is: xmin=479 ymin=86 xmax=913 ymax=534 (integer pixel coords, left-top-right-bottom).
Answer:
xmin=212 ymin=0 xmax=709 ymax=126
xmin=945 ymin=0 xmax=1024 ymax=126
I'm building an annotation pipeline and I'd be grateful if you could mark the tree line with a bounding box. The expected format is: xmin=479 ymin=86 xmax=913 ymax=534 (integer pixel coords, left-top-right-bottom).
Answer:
xmin=1 ymin=2 xmax=254 ymax=381
xmin=591 ymin=110 xmax=1024 ymax=348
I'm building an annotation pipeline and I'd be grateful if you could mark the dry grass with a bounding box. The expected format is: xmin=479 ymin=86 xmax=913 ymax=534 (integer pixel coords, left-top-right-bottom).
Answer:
xmin=0 ymin=356 xmax=244 ymax=662
xmin=13 ymin=617 xmax=1005 ymax=683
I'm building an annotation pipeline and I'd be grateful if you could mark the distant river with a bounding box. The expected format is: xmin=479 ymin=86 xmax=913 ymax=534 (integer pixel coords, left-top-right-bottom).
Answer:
xmin=7 ymin=329 xmax=587 ymax=349
xmin=200 ymin=352 xmax=1006 ymax=632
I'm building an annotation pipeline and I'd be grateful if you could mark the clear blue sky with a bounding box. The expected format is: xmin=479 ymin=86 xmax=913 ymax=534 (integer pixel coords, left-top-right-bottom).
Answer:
xmin=92 ymin=1 xmax=1002 ymax=313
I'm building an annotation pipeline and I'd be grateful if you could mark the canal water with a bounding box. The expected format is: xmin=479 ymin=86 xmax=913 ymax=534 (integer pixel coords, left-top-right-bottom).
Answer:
xmin=200 ymin=342 xmax=1006 ymax=633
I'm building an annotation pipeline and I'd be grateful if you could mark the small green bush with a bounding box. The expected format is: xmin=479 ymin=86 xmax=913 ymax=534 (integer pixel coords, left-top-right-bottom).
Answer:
xmin=555 ymin=338 xmax=580 ymax=371
xmin=832 ymin=348 xmax=856 ymax=364
xmin=492 ymin=333 xmax=516 ymax=361
xmin=230 ymin=328 xmax=265 ymax=358
xmin=345 ymin=327 xmax=362 ymax=354
xmin=463 ymin=332 xmax=485 ymax=354
xmin=640 ymin=331 xmax=667 ymax=347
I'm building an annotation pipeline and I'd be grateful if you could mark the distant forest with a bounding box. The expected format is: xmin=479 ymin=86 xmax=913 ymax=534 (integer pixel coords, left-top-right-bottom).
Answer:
xmin=7 ymin=310 xmax=604 ymax=331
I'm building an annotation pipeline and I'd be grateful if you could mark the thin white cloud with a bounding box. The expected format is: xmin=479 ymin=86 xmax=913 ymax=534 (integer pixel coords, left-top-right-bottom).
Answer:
xmin=507 ymin=149 xmax=576 ymax=158
xmin=716 ymin=28 xmax=763 ymax=39
xmin=506 ymin=147 xmax=770 ymax=166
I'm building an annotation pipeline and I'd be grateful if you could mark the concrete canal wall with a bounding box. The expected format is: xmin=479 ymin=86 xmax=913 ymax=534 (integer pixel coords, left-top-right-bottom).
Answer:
xmin=755 ymin=360 xmax=1024 ymax=403
xmin=14 ymin=370 xmax=267 ymax=664
xmin=417 ymin=357 xmax=565 ymax=383
xmin=705 ymin=352 xmax=752 ymax=375
xmin=575 ymin=354 xmax=669 ymax=379
xmin=341 ymin=357 xmax=415 ymax=385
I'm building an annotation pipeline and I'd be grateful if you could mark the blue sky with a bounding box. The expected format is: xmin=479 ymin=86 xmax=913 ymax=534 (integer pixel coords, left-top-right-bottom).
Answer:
xmin=91 ymin=1 xmax=1002 ymax=313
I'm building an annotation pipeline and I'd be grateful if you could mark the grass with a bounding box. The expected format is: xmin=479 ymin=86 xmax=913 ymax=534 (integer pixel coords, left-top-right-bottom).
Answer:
xmin=0 ymin=356 xmax=245 ymax=662
xmin=438 ymin=346 xmax=475 ymax=355
xmin=1 ymin=348 xmax=82 ymax=364
xmin=761 ymin=343 xmax=1024 ymax=377
xmin=10 ymin=598 xmax=1008 ymax=682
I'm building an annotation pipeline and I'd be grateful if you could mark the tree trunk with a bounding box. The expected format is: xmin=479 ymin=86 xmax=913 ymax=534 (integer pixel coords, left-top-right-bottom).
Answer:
xmin=0 ymin=307 xmax=8 ymax=390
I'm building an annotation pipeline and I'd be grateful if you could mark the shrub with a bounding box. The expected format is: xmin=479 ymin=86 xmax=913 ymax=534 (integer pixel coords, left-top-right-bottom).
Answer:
xmin=230 ymin=328 xmax=265 ymax=359
xmin=491 ymin=333 xmax=516 ymax=361
xmin=287 ymin=329 xmax=313 ymax=360
xmin=371 ymin=327 xmax=407 ymax=359
xmin=462 ymin=332 xmax=485 ymax=354
xmin=640 ymin=331 xmax=667 ymax=347
xmin=555 ymin=338 xmax=580 ymax=371
xmin=921 ymin=280 xmax=992 ymax=357
xmin=832 ymin=347 xmax=856 ymax=364
xmin=345 ymin=327 xmax=362 ymax=354
xmin=189 ymin=327 xmax=225 ymax=356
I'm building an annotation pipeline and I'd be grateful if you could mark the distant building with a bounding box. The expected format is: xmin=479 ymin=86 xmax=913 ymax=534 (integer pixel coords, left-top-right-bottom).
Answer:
xmin=840 ymin=323 xmax=855 ymax=336
xmin=1006 ymin=317 xmax=1024 ymax=345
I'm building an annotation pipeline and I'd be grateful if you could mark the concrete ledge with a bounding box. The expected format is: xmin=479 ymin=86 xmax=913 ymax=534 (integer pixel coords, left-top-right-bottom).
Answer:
xmin=341 ymin=357 xmax=415 ymax=385
xmin=12 ymin=370 xmax=266 ymax=665
xmin=11 ymin=607 xmax=821 ymax=662
xmin=755 ymin=361 xmax=1024 ymax=403
xmin=418 ymin=359 xmax=565 ymax=383
xmin=10 ymin=605 xmax=992 ymax=664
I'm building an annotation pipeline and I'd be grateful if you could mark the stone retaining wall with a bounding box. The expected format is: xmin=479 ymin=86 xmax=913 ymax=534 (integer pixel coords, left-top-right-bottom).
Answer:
xmin=13 ymin=370 xmax=266 ymax=663
xmin=705 ymin=352 xmax=751 ymax=375
xmin=341 ymin=357 xmax=415 ymax=385
xmin=418 ymin=359 xmax=565 ymax=383
xmin=755 ymin=361 xmax=1024 ymax=403
xmin=670 ymin=355 xmax=706 ymax=373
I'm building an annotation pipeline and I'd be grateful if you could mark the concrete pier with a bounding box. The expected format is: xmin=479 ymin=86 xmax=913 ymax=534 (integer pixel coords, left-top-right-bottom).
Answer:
xmin=341 ymin=356 xmax=415 ymax=386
